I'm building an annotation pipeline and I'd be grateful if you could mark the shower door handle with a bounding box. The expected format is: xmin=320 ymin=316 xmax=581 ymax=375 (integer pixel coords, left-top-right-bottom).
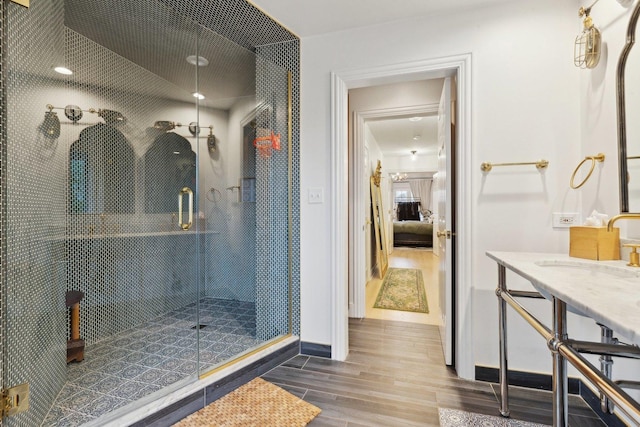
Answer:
xmin=178 ymin=187 xmax=193 ymax=230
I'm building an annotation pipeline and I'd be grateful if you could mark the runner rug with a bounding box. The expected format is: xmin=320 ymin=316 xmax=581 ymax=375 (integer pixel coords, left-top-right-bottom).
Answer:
xmin=373 ymin=267 xmax=429 ymax=313
xmin=438 ymin=408 xmax=550 ymax=427
xmin=174 ymin=378 xmax=321 ymax=426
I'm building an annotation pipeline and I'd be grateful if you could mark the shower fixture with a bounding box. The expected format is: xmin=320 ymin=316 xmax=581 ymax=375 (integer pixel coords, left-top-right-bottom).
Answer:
xmin=154 ymin=120 xmax=214 ymax=140
xmin=45 ymin=104 xmax=126 ymax=125
xmin=97 ymin=109 xmax=126 ymax=125
xmin=41 ymin=110 xmax=61 ymax=138
xmin=574 ymin=2 xmax=602 ymax=69
xmin=64 ymin=105 xmax=83 ymax=122
xmin=207 ymin=131 xmax=217 ymax=153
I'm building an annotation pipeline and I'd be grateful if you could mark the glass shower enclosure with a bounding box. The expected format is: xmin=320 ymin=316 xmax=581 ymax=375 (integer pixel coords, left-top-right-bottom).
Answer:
xmin=2 ymin=0 xmax=292 ymax=425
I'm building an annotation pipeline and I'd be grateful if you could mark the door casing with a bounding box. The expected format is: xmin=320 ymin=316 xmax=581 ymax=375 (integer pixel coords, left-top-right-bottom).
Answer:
xmin=330 ymin=53 xmax=473 ymax=380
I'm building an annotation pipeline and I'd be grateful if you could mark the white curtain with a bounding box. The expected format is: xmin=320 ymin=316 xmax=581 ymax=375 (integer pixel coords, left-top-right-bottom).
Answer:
xmin=409 ymin=179 xmax=433 ymax=217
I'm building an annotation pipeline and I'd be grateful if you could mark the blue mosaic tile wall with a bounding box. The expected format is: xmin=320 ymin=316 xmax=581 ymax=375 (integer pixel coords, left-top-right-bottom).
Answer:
xmin=0 ymin=1 xmax=300 ymax=426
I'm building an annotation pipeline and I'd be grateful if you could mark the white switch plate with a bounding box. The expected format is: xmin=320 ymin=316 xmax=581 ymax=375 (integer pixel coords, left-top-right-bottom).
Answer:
xmin=308 ymin=188 xmax=324 ymax=204
xmin=552 ymin=212 xmax=581 ymax=228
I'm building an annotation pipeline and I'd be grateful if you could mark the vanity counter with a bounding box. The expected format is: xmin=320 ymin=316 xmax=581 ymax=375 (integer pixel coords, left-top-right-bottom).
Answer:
xmin=487 ymin=251 xmax=640 ymax=346
xmin=487 ymin=251 xmax=640 ymax=426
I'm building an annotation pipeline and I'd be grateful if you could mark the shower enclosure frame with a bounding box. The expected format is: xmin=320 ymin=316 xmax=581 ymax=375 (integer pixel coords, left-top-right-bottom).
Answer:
xmin=0 ymin=0 xmax=301 ymax=425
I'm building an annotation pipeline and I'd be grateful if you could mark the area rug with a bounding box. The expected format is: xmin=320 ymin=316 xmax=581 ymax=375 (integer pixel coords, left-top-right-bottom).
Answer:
xmin=373 ymin=267 xmax=429 ymax=313
xmin=438 ymin=408 xmax=550 ymax=427
xmin=174 ymin=378 xmax=321 ymax=427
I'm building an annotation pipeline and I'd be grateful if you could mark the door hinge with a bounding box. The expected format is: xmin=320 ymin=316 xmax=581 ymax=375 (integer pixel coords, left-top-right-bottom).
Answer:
xmin=10 ymin=0 xmax=29 ymax=7
xmin=2 ymin=383 xmax=29 ymax=417
xmin=436 ymin=229 xmax=453 ymax=239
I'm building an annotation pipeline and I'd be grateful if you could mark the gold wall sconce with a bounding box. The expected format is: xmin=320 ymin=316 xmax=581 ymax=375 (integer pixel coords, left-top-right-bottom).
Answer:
xmin=574 ymin=2 xmax=602 ymax=69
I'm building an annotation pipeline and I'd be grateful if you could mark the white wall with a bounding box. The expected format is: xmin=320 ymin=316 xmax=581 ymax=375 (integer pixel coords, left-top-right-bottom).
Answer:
xmin=299 ymin=0 xmax=589 ymax=372
xmin=578 ymin=0 xmax=640 ymax=407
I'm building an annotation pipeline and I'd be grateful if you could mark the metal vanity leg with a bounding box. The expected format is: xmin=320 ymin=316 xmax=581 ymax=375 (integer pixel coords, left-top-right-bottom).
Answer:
xmin=552 ymin=297 xmax=568 ymax=427
xmin=497 ymin=265 xmax=510 ymax=417
xmin=598 ymin=323 xmax=615 ymax=414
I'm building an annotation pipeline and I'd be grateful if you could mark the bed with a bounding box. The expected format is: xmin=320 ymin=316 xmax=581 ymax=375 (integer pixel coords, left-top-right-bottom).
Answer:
xmin=393 ymin=220 xmax=433 ymax=247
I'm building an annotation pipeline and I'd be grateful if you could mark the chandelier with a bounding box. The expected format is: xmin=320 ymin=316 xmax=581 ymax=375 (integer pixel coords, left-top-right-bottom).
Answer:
xmin=391 ymin=172 xmax=408 ymax=182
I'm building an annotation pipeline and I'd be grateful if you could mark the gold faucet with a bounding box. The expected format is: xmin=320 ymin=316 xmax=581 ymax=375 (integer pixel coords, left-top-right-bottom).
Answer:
xmin=609 ymin=214 xmax=640 ymax=266
xmin=606 ymin=213 xmax=640 ymax=231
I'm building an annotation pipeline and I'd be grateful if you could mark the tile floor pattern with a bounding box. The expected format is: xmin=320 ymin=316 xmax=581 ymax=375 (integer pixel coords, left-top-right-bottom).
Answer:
xmin=43 ymin=298 xmax=261 ymax=426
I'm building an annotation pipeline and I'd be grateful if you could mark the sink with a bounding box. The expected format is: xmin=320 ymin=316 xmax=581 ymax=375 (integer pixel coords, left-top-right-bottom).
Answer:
xmin=532 ymin=260 xmax=640 ymax=316
xmin=534 ymin=260 xmax=640 ymax=279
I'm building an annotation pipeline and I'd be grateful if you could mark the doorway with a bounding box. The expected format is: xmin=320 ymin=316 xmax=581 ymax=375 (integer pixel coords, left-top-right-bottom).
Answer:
xmin=330 ymin=54 xmax=474 ymax=380
xmin=349 ymin=93 xmax=443 ymax=327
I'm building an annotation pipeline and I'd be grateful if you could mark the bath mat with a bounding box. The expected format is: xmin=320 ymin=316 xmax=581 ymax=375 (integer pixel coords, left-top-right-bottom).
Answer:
xmin=438 ymin=408 xmax=550 ymax=427
xmin=373 ymin=267 xmax=429 ymax=313
xmin=173 ymin=378 xmax=321 ymax=427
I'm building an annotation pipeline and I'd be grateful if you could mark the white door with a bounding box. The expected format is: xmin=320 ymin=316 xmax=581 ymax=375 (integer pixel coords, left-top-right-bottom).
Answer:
xmin=437 ymin=77 xmax=453 ymax=366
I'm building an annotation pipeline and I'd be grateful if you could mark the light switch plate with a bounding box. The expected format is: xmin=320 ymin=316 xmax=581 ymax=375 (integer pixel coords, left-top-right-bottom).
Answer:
xmin=308 ymin=188 xmax=324 ymax=204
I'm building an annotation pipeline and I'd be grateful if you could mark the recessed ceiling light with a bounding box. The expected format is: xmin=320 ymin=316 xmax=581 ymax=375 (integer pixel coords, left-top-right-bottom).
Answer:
xmin=408 ymin=117 xmax=423 ymax=122
xmin=186 ymin=55 xmax=209 ymax=66
xmin=54 ymin=66 xmax=73 ymax=75
xmin=413 ymin=135 xmax=421 ymax=140
xmin=192 ymin=92 xmax=205 ymax=100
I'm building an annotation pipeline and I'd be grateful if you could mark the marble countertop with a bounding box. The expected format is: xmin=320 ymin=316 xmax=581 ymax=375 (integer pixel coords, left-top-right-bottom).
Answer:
xmin=487 ymin=251 xmax=640 ymax=346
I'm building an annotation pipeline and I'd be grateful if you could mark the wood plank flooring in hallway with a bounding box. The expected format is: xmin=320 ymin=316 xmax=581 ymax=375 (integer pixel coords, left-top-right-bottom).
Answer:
xmin=262 ymin=318 xmax=605 ymax=426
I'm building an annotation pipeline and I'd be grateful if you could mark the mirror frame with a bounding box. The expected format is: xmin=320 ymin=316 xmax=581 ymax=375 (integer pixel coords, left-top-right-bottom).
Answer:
xmin=370 ymin=160 xmax=389 ymax=278
xmin=617 ymin=2 xmax=640 ymax=212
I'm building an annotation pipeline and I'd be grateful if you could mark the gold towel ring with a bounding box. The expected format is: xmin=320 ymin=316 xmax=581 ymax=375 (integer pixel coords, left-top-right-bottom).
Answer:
xmin=570 ymin=153 xmax=605 ymax=189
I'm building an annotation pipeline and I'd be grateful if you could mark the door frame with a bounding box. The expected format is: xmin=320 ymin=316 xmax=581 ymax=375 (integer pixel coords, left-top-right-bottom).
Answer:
xmin=330 ymin=53 xmax=474 ymax=380
xmin=350 ymin=104 xmax=439 ymax=319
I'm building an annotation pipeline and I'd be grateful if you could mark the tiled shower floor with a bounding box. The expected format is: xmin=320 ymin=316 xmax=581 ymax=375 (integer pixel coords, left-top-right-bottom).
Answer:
xmin=43 ymin=298 xmax=261 ymax=426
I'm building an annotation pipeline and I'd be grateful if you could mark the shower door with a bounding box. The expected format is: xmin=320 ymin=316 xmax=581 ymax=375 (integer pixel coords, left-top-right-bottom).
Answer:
xmin=2 ymin=1 xmax=204 ymax=425
xmin=195 ymin=42 xmax=293 ymax=373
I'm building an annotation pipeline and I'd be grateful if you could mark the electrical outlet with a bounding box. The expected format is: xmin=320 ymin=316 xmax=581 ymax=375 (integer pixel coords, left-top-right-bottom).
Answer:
xmin=552 ymin=212 xmax=581 ymax=228
xmin=308 ymin=188 xmax=324 ymax=204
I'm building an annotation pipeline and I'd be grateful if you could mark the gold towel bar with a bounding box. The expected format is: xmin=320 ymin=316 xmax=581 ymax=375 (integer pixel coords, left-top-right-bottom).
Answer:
xmin=480 ymin=160 xmax=549 ymax=173
xmin=570 ymin=153 xmax=605 ymax=189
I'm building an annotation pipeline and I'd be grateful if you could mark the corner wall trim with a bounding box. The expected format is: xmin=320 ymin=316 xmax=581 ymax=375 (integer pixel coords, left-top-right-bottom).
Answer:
xmin=475 ymin=366 xmax=626 ymax=426
xmin=300 ymin=342 xmax=332 ymax=358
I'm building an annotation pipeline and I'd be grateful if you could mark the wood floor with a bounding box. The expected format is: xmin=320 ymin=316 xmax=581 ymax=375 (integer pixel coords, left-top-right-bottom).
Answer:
xmin=263 ymin=318 xmax=606 ymax=426
xmin=366 ymin=247 xmax=440 ymax=325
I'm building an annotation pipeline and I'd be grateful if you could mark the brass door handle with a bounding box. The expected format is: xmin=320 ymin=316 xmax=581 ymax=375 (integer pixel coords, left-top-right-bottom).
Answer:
xmin=178 ymin=187 xmax=194 ymax=230
xmin=437 ymin=229 xmax=452 ymax=239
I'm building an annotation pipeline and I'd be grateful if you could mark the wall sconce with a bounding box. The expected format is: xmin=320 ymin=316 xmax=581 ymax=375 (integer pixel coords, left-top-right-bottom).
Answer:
xmin=574 ymin=4 xmax=601 ymax=69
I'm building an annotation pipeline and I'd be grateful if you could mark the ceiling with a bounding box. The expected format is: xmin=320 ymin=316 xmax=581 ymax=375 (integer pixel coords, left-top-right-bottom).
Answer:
xmin=64 ymin=0 xmax=258 ymax=109
xmin=367 ymin=115 xmax=438 ymax=158
xmin=249 ymin=0 xmax=512 ymax=37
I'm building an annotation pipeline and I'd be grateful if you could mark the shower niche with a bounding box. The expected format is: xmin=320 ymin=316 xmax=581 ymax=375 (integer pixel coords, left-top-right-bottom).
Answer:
xmin=1 ymin=0 xmax=296 ymax=426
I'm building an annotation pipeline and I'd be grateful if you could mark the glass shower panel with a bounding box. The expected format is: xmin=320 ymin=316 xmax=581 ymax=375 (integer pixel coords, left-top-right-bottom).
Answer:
xmin=3 ymin=1 xmax=203 ymax=425
xmin=196 ymin=42 xmax=291 ymax=373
